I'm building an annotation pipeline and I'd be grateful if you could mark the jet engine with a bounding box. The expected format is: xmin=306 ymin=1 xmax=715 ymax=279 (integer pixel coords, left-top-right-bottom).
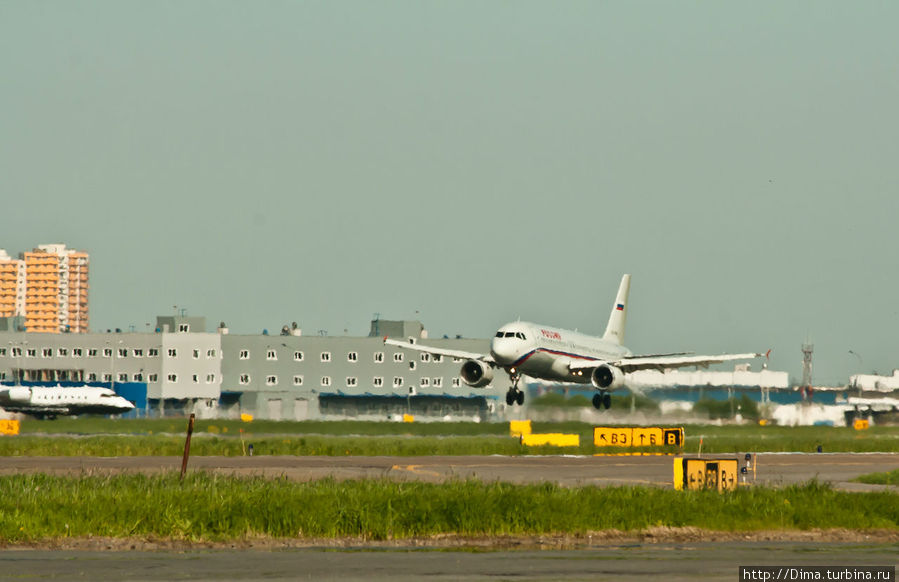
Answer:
xmin=460 ymin=360 xmax=494 ymax=387
xmin=591 ymin=365 xmax=625 ymax=390
xmin=4 ymin=387 xmax=32 ymax=403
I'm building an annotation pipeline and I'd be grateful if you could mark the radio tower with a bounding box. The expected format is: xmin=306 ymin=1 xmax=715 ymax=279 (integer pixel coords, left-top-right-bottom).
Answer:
xmin=801 ymin=342 xmax=814 ymax=402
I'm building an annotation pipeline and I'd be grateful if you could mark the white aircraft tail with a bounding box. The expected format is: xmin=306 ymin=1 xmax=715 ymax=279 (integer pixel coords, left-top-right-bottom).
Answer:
xmin=602 ymin=274 xmax=630 ymax=345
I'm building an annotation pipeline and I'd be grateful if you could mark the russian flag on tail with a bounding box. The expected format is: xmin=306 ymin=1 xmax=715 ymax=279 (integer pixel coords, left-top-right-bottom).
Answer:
xmin=616 ymin=303 xmax=624 ymax=311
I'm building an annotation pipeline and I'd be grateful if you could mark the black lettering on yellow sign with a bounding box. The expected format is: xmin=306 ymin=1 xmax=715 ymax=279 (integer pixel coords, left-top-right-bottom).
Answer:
xmin=595 ymin=427 xmax=684 ymax=448
xmin=632 ymin=427 xmax=662 ymax=447
xmin=681 ymin=459 xmax=739 ymax=491
xmin=593 ymin=427 xmax=632 ymax=447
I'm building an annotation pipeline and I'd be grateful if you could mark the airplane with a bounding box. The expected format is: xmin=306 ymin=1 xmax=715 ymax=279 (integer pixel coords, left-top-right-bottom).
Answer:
xmin=385 ymin=274 xmax=763 ymax=409
xmin=0 ymin=385 xmax=135 ymax=419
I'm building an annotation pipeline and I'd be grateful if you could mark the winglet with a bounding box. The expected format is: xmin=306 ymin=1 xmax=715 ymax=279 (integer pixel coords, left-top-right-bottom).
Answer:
xmin=765 ymin=349 xmax=771 ymax=360
xmin=602 ymin=274 xmax=630 ymax=345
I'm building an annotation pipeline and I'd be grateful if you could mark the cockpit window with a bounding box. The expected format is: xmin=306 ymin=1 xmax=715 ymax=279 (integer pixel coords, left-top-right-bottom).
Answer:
xmin=495 ymin=332 xmax=504 ymax=338
xmin=516 ymin=333 xmax=526 ymax=340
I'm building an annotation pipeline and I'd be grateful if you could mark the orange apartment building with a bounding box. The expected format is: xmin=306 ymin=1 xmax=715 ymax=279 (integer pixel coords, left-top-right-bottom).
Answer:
xmin=0 ymin=250 xmax=25 ymax=320
xmin=0 ymin=244 xmax=89 ymax=333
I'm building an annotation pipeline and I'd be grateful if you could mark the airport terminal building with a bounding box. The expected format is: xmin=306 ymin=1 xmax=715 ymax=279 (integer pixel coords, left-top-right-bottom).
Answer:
xmin=0 ymin=316 xmax=507 ymax=420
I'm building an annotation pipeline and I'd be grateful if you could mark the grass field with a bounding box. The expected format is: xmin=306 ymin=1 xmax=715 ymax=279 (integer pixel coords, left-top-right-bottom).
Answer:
xmin=4 ymin=418 xmax=898 ymax=455
xmin=0 ymin=473 xmax=896 ymax=543
xmin=854 ymin=469 xmax=899 ymax=485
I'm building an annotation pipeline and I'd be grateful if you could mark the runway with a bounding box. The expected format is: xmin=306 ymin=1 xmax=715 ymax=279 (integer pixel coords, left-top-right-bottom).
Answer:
xmin=0 ymin=543 xmax=896 ymax=582
xmin=2 ymin=453 xmax=897 ymax=490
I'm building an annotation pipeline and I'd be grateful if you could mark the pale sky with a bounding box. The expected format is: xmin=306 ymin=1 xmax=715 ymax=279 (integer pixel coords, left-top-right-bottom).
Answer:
xmin=2 ymin=2 xmax=898 ymax=384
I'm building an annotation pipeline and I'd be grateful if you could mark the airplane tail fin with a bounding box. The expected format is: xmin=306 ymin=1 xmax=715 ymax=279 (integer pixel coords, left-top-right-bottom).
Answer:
xmin=602 ymin=274 xmax=630 ymax=345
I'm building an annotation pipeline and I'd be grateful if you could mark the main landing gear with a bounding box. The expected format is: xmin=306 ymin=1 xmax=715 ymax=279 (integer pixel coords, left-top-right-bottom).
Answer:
xmin=592 ymin=391 xmax=612 ymax=410
xmin=505 ymin=374 xmax=525 ymax=406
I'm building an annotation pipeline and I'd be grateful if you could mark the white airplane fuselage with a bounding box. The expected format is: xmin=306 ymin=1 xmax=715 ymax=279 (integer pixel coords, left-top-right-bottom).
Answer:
xmin=0 ymin=385 xmax=135 ymax=418
xmin=490 ymin=321 xmax=631 ymax=385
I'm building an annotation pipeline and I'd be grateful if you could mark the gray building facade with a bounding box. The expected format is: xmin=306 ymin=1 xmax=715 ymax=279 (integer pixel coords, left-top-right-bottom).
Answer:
xmin=0 ymin=317 xmax=508 ymax=420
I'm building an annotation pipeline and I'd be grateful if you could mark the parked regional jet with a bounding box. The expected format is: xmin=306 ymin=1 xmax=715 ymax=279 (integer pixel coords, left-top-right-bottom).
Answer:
xmin=0 ymin=385 xmax=135 ymax=419
xmin=385 ymin=275 xmax=763 ymax=409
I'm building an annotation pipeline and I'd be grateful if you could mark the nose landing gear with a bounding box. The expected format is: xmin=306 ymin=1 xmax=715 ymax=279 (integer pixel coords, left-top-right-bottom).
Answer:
xmin=592 ymin=391 xmax=612 ymax=410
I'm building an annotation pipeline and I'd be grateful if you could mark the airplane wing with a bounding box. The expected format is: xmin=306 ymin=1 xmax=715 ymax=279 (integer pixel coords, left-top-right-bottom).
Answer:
xmin=568 ymin=352 xmax=763 ymax=373
xmin=383 ymin=338 xmax=495 ymax=363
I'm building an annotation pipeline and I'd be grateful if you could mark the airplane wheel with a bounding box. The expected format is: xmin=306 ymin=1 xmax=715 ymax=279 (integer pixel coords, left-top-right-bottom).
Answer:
xmin=592 ymin=394 xmax=603 ymax=410
xmin=603 ymin=393 xmax=612 ymax=410
xmin=515 ymin=390 xmax=524 ymax=406
xmin=505 ymin=391 xmax=515 ymax=406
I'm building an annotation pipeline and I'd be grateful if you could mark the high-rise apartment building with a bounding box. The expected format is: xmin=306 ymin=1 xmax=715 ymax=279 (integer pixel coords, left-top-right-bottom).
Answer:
xmin=0 ymin=250 xmax=26 ymax=319
xmin=10 ymin=244 xmax=90 ymax=333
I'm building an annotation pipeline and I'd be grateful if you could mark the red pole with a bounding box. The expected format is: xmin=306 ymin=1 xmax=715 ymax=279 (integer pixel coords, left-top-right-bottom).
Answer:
xmin=180 ymin=413 xmax=195 ymax=482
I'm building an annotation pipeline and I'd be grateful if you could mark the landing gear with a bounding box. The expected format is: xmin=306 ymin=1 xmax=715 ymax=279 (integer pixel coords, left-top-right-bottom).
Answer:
xmin=592 ymin=391 xmax=612 ymax=410
xmin=506 ymin=374 xmax=525 ymax=406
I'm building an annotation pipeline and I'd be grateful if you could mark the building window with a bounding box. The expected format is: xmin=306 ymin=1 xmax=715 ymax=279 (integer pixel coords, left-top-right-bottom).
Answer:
xmin=103 ymin=373 xmax=112 ymax=382
xmin=294 ymin=351 xmax=304 ymax=361
xmin=87 ymin=373 xmax=97 ymax=382
xmin=72 ymin=348 xmax=83 ymax=358
xmin=321 ymin=376 xmax=331 ymax=387
xmin=178 ymin=324 xmax=190 ymax=332
xmin=149 ymin=373 xmax=158 ymax=383
xmin=103 ymin=348 xmax=112 ymax=358
xmin=420 ymin=378 xmax=430 ymax=387
xmin=408 ymin=361 xmax=417 ymax=370
xmin=41 ymin=348 xmax=53 ymax=358
xmin=433 ymin=354 xmax=442 ymax=363
xmin=11 ymin=347 xmax=21 ymax=358
xmin=393 ymin=377 xmax=403 ymax=388
xmin=373 ymin=377 xmax=383 ymax=387
xmin=148 ymin=348 xmax=159 ymax=357
xmin=321 ymin=352 xmax=331 ymax=362
xmin=133 ymin=373 xmax=144 ymax=382
xmin=239 ymin=349 xmax=250 ymax=360
xmin=452 ymin=378 xmax=461 ymax=387
xmin=167 ymin=373 xmax=178 ymax=382
xmin=421 ymin=353 xmax=430 ymax=362
xmin=266 ymin=375 xmax=277 ymax=386
xmin=346 ymin=377 xmax=357 ymax=387
xmin=239 ymin=374 xmax=250 ymax=385
xmin=206 ymin=374 xmax=215 ymax=383
xmin=347 ymin=351 xmax=358 ymax=362
xmin=88 ymin=348 xmax=98 ymax=357
xmin=393 ymin=353 xmax=403 ymax=363
xmin=58 ymin=348 xmax=68 ymax=357
xmin=167 ymin=348 xmax=177 ymax=358
xmin=26 ymin=348 xmax=36 ymax=358
xmin=207 ymin=349 xmax=217 ymax=358
xmin=118 ymin=348 xmax=128 ymax=358
xmin=433 ymin=377 xmax=443 ymax=388
xmin=0 ymin=348 xmax=5 ymax=357
xmin=293 ymin=375 xmax=303 ymax=386
xmin=133 ymin=348 xmax=143 ymax=358
xmin=266 ymin=350 xmax=277 ymax=361
xmin=118 ymin=373 xmax=128 ymax=382
xmin=192 ymin=374 xmax=199 ymax=383
xmin=374 ymin=352 xmax=384 ymax=363
xmin=192 ymin=349 xmax=200 ymax=359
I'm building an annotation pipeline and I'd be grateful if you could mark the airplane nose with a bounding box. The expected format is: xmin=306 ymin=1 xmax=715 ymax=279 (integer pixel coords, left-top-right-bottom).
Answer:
xmin=491 ymin=339 xmax=516 ymax=363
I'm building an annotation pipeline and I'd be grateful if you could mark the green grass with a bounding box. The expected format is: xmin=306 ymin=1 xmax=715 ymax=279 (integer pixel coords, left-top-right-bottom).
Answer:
xmin=854 ymin=469 xmax=899 ymax=485
xmin=0 ymin=474 xmax=895 ymax=542
xmin=6 ymin=419 xmax=899 ymax=455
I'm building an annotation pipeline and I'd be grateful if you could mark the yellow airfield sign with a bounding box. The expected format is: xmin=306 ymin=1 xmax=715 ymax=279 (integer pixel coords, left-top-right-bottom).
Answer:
xmin=594 ymin=426 xmax=684 ymax=448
